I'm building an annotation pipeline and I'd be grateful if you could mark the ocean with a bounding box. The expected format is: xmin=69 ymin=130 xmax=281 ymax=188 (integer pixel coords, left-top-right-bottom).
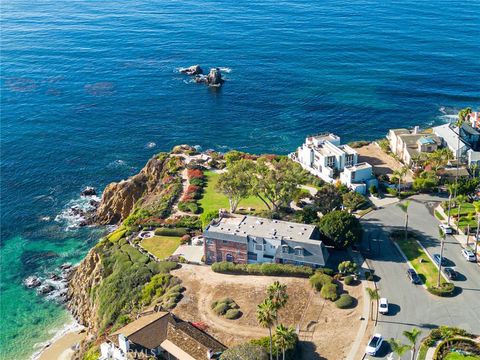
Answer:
xmin=1 ymin=0 xmax=479 ymax=358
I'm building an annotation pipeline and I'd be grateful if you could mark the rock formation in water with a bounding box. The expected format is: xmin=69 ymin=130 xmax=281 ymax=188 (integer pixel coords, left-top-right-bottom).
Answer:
xmin=179 ymin=64 xmax=203 ymax=75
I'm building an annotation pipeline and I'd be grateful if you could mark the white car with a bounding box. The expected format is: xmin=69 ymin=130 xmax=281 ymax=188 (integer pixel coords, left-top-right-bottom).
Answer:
xmin=439 ymin=224 xmax=453 ymax=235
xmin=365 ymin=333 xmax=383 ymax=356
xmin=462 ymin=249 xmax=477 ymax=262
xmin=379 ymin=298 xmax=389 ymax=314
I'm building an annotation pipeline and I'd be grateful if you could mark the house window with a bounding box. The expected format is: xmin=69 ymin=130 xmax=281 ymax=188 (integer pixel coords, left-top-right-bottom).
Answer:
xmin=226 ymin=253 xmax=234 ymax=262
xmin=255 ymin=244 xmax=263 ymax=251
xmin=326 ymin=156 xmax=335 ymax=167
xmin=222 ymin=240 xmax=228 ymax=244
xmin=294 ymin=247 xmax=303 ymax=256
xmin=248 ymin=252 xmax=258 ymax=260
xmin=346 ymin=154 xmax=354 ymax=166
xmin=282 ymin=245 xmax=289 ymax=253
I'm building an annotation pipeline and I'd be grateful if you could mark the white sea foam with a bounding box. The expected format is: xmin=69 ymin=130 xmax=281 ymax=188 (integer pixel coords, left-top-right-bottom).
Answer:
xmin=218 ymin=67 xmax=232 ymax=73
xmin=107 ymin=159 xmax=128 ymax=168
xmin=146 ymin=141 xmax=156 ymax=149
xmin=55 ymin=194 xmax=99 ymax=230
xmin=31 ymin=319 xmax=84 ymax=360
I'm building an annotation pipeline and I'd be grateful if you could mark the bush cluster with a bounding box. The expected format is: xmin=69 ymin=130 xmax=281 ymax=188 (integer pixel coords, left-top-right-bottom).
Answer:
xmin=427 ymin=283 xmax=455 ymax=297
xmin=211 ymin=297 xmax=242 ymax=319
xmin=178 ymin=201 xmax=201 ymax=214
xmin=344 ymin=275 xmax=354 ymax=285
xmin=335 ymin=294 xmax=355 ymax=309
xmin=154 ymin=227 xmax=189 ymax=237
xmin=251 ymin=335 xmax=298 ymax=360
xmin=320 ymin=283 xmax=339 ymax=301
xmin=211 ymin=262 xmax=314 ymax=277
xmin=309 ymin=273 xmax=333 ymax=291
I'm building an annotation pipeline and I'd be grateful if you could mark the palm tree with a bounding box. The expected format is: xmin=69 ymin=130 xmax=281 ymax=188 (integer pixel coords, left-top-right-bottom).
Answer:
xmin=274 ymin=324 xmax=296 ymax=360
xmin=397 ymin=200 xmax=411 ymax=242
xmin=365 ymin=288 xmax=380 ymax=321
xmin=446 ymin=183 xmax=457 ymax=226
xmin=266 ymin=281 xmax=289 ymax=313
xmin=257 ymin=299 xmax=277 ymax=360
xmin=403 ymin=328 xmax=422 ymax=360
xmin=437 ymin=228 xmax=446 ymax=287
xmin=393 ymin=166 xmax=408 ymax=192
xmin=388 ymin=338 xmax=410 ymax=360
xmin=453 ymin=108 xmax=472 ymax=200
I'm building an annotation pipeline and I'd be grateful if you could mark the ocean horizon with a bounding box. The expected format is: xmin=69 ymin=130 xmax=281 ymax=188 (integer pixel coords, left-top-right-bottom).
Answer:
xmin=1 ymin=0 xmax=479 ymax=359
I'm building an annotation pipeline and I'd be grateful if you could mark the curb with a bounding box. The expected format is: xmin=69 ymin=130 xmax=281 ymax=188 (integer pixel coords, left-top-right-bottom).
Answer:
xmin=391 ymin=241 xmax=428 ymax=289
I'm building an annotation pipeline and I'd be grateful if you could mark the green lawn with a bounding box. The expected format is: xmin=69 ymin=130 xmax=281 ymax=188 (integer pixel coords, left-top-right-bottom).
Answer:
xmin=453 ymin=202 xmax=476 ymax=217
xmin=199 ymin=171 xmax=267 ymax=214
xmin=444 ymin=353 xmax=480 ymax=360
xmin=141 ymin=236 xmax=180 ymax=259
xmin=395 ymin=237 xmax=447 ymax=287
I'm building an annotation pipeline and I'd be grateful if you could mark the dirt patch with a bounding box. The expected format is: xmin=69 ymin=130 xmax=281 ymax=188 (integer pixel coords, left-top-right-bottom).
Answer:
xmin=172 ymin=264 xmax=363 ymax=359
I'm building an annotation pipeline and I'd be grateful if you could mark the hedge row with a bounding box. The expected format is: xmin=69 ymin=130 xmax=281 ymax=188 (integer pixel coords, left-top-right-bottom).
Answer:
xmin=154 ymin=227 xmax=189 ymax=237
xmin=211 ymin=262 xmax=314 ymax=277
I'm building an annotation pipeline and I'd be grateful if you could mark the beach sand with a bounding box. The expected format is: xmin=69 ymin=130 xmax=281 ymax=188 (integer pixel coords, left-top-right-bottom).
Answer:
xmin=38 ymin=330 xmax=86 ymax=360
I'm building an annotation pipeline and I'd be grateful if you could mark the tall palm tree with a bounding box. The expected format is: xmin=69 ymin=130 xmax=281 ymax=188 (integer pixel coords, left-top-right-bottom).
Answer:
xmin=393 ymin=166 xmax=408 ymax=192
xmin=365 ymin=288 xmax=380 ymax=321
xmin=437 ymin=228 xmax=446 ymax=287
xmin=266 ymin=281 xmax=289 ymax=313
xmin=403 ymin=328 xmax=422 ymax=360
xmin=446 ymin=183 xmax=457 ymax=226
xmin=274 ymin=324 xmax=296 ymax=360
xmin=388 ymin=338 xmax=410 ymax=360
xmin=397 ymin=200 xmax=411 ymax=242
xmin=453 ymin=108 xmax=472 ymax=200
xmin=257 ymin=299 xmax=277 ymax=360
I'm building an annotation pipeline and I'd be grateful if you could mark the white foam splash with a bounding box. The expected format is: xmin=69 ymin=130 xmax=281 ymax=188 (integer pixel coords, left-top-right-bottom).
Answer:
xmin=107 ymin=159 xmax=128 ymax=168
xmin=146 ymin=141 xmax=156 ymax=149
xmin=218 ymin=67 xmax=232 ymax=73
xmin=31 ymin=320 xmax=84 ymax=360
xmin=55 ymin=194 xmax=99 ymax=230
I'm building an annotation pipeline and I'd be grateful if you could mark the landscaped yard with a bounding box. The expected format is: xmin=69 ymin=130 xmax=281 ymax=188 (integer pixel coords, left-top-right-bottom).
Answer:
xmin=199 ymin=171 xmax=267 ymax=214
xmin=444 ymin=353 xmax=480 ymax=360
xmin=394 ymin=236 xmax=447 ymax=287
xmin=140 ymin=236 xmax=181 ymax=259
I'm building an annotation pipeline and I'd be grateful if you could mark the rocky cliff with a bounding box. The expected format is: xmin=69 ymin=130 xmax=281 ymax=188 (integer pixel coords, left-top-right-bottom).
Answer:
xmin=67 ymin=248 xmax=103 ymax=333
xmin=96 ymin=154 xmax=172 ymax=224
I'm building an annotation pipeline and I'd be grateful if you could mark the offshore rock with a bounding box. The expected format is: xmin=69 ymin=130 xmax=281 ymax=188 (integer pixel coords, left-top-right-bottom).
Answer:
xmin=81 ymin=187 xmax=97 ymax=197
xmin=179 ymin=65 xmax=203 ymax=75
xmin=24 ymin=276 xmax=42 ymax=288
xmin=205 ymin=68 xmax=224 ymax=87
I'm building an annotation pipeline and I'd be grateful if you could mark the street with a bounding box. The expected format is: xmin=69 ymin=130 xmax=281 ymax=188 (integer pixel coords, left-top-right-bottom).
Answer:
xmin=360 ymin=194 xmax=480 ymax=359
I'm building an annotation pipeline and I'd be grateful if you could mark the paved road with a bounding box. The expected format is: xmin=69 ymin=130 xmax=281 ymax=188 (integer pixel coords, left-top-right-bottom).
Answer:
xmin=360 ymin=194 xmax=480 ymax=359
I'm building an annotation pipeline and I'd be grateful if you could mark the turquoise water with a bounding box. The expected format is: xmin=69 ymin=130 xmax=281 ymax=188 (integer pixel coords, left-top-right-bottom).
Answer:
xmin=1 ymin=0 xmax=479 ymax=358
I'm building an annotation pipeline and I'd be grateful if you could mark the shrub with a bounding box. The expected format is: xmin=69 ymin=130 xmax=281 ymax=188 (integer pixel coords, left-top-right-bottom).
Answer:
xmin=309 ymin=273 xmax=333 ymax=291
xmin=335 ymin=294 xmax=355 ymax=309
xmin=173 ymin=215 xmax=202 ymax=229
xmin=386 ymin=187 xmax=398 ymax=196
xmin=220 ymin=343 xmax=268 ymax=360
xmin=154 ymin=227 xmax=189 ymax=237
xmin=251 ymin=335 xmax=298 ymax=360
xmin=200 ymin=209 xmax=219 ymax=229
xmin=213 ymin=302 xmax=229 ymax=315
xmin=211 ymin=262 xmax=313 ymax=277
xmin=315 ymin=267 xmax=335 ymax=276
xmin=427 ymin=283 xmax=455 ymax=297
xmin=225 ymin=309 xmax=241 ymax=319
xmin=369 ymin=185 xmax=378 ymax=195
xmin=189 ymin=177 xmax=205 ymax=187
xmin=338 ymin=260 xmax=357 ymax=274
xmin=344 ymin=275 xmax=354 ymax=285
xmin=180 ymin=234 xmax=191 ymax=244
xmin=320 ymin=283 xmax=338 ymax=301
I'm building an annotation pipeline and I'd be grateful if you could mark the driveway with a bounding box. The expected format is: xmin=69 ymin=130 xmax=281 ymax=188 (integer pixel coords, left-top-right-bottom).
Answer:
xmin=360 ymin=194 xmax=480 ymax=359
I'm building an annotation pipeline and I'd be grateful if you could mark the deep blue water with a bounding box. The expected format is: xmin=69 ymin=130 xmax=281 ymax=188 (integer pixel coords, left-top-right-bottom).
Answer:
xmin=1 ymin=0 xmax=479 ymax=358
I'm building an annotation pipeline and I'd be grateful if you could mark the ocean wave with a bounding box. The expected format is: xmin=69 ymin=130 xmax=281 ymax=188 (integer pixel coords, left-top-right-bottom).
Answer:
xmin=55 ymin=194 xmax=99 ymax=230
xmin=107 ymin=159 xmax=128 ymax=168
xmin=145 ymin=141 xmax=156 ymax=149
xmin=218 ymin=67 xmax=232 ymax=73
xmin=31 ymin=320 xmax=84 ymax=360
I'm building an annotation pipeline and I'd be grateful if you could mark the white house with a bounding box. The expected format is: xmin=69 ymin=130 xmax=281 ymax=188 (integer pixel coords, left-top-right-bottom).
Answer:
xmin=291 ymin=133 xmax=375 ymax=194
xmin=432 ymin=123 xmax=480 ymax=166
xmin=340 ymin=162 xmax=378 ymax=195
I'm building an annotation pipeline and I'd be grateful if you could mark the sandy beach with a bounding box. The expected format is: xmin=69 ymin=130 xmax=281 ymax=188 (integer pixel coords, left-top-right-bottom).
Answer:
xmin=38 ymin=329 xmax=86 ymax=360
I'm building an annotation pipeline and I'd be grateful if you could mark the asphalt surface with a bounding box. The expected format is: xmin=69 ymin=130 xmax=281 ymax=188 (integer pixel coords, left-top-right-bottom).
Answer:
xmin=360 ymin=194 xmax=480 ymax=359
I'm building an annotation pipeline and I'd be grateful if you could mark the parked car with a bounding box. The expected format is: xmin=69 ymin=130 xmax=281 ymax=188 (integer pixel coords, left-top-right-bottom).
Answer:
xmin=462 ymin=249 xmax=477 ymax=262
xmin=365 ymin=333 xmax=383 ymax=355
xmin=443 ymin=267 xmax=456 ymax=280
xmin=433 ymin=254 xmax=447 ymax=266
xmin=439 ymin=224 xmax=453 ymax=235
xmin=379 ymin=298 xmax=389 ymax=314
xmin=407 ymin=268 xmax=421 ymax=284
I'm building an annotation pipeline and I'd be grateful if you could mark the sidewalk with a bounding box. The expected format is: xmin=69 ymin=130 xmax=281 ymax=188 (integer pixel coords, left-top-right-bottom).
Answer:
xmin=346 ymin=248 xmax=374 ymax=360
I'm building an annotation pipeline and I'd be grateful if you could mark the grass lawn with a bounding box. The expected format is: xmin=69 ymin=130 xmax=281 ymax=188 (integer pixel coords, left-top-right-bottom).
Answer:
xmin=435 ymin=210 xmax=445 ymax=221
xmin=199 ymin=171 xmax=267 ymax=214
xmin=395 ymin=237 xmax=447 ymax=287
xmin=444 ymin=353 xmax=480 ymax=360
xmin=453 ymin=202 xmax=476 ymax=217
xmin=141 ymin=236 xmax=180 ymax=259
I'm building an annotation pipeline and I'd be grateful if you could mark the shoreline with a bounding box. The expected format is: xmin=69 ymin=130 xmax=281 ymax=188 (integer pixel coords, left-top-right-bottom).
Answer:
xmin=31 ymin=320 xmax=85 ymax=360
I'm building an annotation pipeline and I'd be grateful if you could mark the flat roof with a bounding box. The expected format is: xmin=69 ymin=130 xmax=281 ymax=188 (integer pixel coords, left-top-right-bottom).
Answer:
xmin=205 ymin=215 xmax=317 ymax=244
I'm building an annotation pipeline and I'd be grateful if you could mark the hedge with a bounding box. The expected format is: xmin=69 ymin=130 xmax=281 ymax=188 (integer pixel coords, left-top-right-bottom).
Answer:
xmin=154 ymin=227 xmax=189 ymax=237
xmin=427 ymin=283 xmax=455 ymax=297
xmin=211 ymin=262 xmax=314 ymax=277
xmin=335 ymin=294 xmax=355 ymax=309
xmin=433 ymin=337 xmax=480 ymax=360
xmin=344 ymin=275 xmax=354 ymax=285
xmin=225 ymin=309 xmax=241 ymax=319
xmin=315 ymin=267 xmax=335 ymax=276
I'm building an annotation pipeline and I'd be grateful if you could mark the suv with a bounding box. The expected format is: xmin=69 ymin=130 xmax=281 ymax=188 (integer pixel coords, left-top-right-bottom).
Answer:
xmin=439 ymin=224 xmax=453 ymax=235
xmin=365 ymin=334 xmax=383 ymax=356
xmin=443 ymin=267 xmax=456 ymax=280
xmin=433 ymin=254 xmax=447 ymax=266
xmin=407 ymin=269 xmax=421 ymax=284
xmin=462 ymin=249 xmax=477 ymax=262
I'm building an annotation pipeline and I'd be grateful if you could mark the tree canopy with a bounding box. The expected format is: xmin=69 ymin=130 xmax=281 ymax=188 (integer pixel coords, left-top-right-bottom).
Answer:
xmin=313 ymin=184 xmax=342 ymax=214
xmin=318 ymin=210 xmax=363 ymax=248
xmin=216 ymin=159 xmax=255 ymax=212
